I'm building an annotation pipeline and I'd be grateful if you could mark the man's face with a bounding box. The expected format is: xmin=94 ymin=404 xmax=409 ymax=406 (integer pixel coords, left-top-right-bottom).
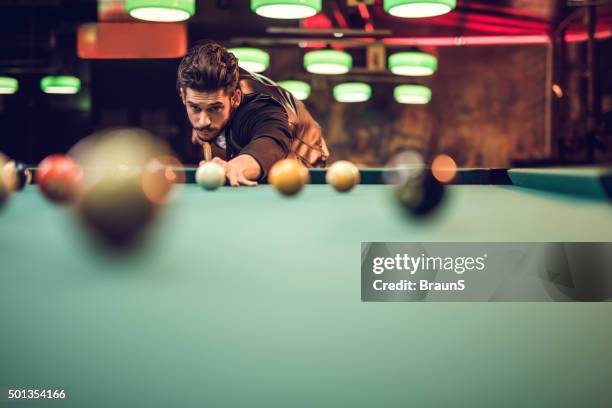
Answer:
xmin=181 ymin=87 xmax=240 ymax=143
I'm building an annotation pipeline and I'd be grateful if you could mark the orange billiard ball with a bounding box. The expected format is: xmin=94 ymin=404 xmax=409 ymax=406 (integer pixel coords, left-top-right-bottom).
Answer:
xmin=269 ymin=159 xmax=305 ymax=196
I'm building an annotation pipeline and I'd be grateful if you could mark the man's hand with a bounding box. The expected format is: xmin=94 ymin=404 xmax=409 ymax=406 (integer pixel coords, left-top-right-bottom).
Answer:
xmin=200 ymin=155 xmax=260 ymax=187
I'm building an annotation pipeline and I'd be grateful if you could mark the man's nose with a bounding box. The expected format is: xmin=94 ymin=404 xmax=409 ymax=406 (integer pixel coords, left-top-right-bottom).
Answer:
xmin=197 ymin=112 xmax=211 ymax=128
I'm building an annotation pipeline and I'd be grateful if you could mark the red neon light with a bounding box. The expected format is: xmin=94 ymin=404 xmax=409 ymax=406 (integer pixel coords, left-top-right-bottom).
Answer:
xmin=333 ymin=9 xmax=349 ymax=28
xmin=357 ymin=3 xmax=370 ymax=20
xmin=302 ymin=13 xmax=332 ymax=29
xmin=77 ymin=23 xmax=187 ymax=59
xmin=374 ymin=29 xmax=612 ymax=46
xmin=429 ymin=12 xmax=551 ymax=33
xmin=381 ymin=35 xmax=549 ymax=46
xmin=300 ymin=42 xmax=327 ymax=49
xmin=357 ymin=3 xmax=374 ymax=32
xmin=566 ymin=29 xmax=612 ymax=42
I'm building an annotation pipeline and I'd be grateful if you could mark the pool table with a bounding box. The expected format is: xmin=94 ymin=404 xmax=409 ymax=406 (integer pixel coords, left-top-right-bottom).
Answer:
xmin=1 ymin=168 xmax=611 ymax=407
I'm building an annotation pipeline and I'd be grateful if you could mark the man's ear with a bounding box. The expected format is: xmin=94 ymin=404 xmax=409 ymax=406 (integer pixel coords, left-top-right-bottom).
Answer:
xmin=231 ymin=88 xmax=241 ymax=108
xmin=179 ymin=88 xmax=186 ymax=105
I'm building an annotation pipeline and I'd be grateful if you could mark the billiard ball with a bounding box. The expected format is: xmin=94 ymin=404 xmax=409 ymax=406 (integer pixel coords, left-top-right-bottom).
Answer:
xmin=195 ymin=162 xmax=225 ymax=191
xmin=297 ymin=162 xmax=310 ymax=185
xmin=2 ymin=160 xmax=32 ymax=191
xmin=36 ymin=154 xmax=83 ymax=204
xmin=0 ymin=178 xmax=9 ymax=210
xmin=0 ymin=181 xmax=8 ymax=209
xmin=395 ymin=170 xmax=445 ymax=217
xmin=383 ymin=150 xmax=425 ymax=187
xmin=269 ymin=159 xmax=310 ymax=185
xmin=0 ymin=153 xmax=11 ymax=209
xmin=77 ymin=170 xmax=157 ymax=248
xmin=326 ymin=160 xmax=360 ymax=192
xmin=70 ymin=128 xmax=171 ymax=249
xmin=141 ymin=155 xmax=182 ymax=204
xmin=431 ymin=154 xmax=457 ymax=184
xmin=269 ymin=159 xmax=305 ymax=196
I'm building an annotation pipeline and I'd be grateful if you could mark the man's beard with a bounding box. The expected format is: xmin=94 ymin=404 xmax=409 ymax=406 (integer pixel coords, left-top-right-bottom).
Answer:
xmin=191 ymin=107 xmax=236 ymax=145
xmin=193 ymin=127 xmax=220 ymax=142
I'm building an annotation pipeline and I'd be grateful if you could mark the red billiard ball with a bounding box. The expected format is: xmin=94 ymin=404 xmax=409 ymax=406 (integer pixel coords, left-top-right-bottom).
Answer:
xmin=36 ymin=154 xmax=83 ymax=204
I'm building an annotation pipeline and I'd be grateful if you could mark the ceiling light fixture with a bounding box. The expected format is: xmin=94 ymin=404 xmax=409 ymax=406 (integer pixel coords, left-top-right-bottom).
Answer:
xmin=278 ymin=80 xmax=311 ymax=100
xmin=251 ymin=0 xmax=321 ymax=19
xmin=389 ymin=51 xmax=438 ymax=76
xmin=126 ymin=0 xmax=195 ymax=22
xmin=304 ymin=50 xmax=352 ymax=75
xmin=229 ymin=47 xmax=270 ymax=73
xmin=394 ymin=84 xmax=432 ymax=104
xmin=333 ymin=82 xmax=371 ymax=103
xmin=384 ymin=0 xmax=456 ymax=18
xmin=41 ymin=76 xmax=81 ymax=94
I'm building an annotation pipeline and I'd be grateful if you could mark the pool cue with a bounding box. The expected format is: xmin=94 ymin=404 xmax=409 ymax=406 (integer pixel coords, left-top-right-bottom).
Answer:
xmin=202 ymin=142 xmax=212 ymax=162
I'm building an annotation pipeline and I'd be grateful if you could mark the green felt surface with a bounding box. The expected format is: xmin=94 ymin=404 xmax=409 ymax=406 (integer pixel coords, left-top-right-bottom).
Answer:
xmin=508 ymin=167 xmax=612 ymax=199
xmin=1 ymin=185 xmax=612 ymax=407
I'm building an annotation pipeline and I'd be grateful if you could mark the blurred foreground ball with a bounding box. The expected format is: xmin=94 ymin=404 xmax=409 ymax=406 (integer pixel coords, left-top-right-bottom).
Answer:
xmin=36 ymin=154 xmax=83 ymax=204
xmin=383 ymin=150 xmax=425 ymax=187
xmin=2 ymin=161 xmax=32 ymax=191
xmin=326 ymin=160 xmax=360 ymax=192
xmin=195 ymin=162 xmax=225 ymax=191
xmin=396 ymin=170 xmax=445 ymax=217
xmin=298 ymin=162 xmax=310 ymax=185
xmin=0 ymin=153 xmax=10 ymax=209
xmin=0 ymin=182 xmax=8 ymax=209
xmin=142 ymin=155 xmax=184 ymax=204
xmin=269 ymin=159 xmax=305 ymax=196
xmin=70 ymin=128 xmax=174 ymax=248
xmin=77 ymin=172 xmax=157 ymax=247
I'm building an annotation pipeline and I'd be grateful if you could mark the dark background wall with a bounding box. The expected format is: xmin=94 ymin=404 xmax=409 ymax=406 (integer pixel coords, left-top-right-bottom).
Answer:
xmin=317 ymin=45 xmax=548 ymax=167
xmin=0 ymin=39 xmax=610 ymax=167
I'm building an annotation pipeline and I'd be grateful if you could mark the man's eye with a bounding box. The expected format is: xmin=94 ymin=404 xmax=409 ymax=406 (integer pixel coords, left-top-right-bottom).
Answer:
xmin=191 ymin=106 xmax=201 ymax=113
xmin=210 ymin=106 xmax=222 ymax=112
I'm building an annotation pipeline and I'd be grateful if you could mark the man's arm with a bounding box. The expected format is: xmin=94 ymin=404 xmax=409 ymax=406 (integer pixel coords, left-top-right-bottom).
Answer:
xmin=204 ymin=155 xmax=259 ymax=187
xmin=200 ymin=98 xmax=291 ymax=186
xmin=234 ymin=99 xmax=292 ymax=180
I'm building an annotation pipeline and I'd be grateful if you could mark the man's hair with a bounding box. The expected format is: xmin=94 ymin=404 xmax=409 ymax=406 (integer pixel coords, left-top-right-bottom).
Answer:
xmin=177 ymin=42 xmax=239 ymax=94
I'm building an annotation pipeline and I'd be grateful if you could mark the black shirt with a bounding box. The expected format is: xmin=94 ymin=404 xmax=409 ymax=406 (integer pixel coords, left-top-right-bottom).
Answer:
xmin=220 ymin=92 xmax=291 ymax=180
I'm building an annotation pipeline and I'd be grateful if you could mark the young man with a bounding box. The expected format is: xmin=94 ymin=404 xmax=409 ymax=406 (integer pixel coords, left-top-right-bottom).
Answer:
xmin=177 ymin=42 xmax=329 ymax=186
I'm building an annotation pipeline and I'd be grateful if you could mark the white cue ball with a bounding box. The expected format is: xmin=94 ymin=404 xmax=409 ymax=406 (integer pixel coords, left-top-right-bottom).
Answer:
xmin=195 ymin=162 xmax=226 ymax=191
